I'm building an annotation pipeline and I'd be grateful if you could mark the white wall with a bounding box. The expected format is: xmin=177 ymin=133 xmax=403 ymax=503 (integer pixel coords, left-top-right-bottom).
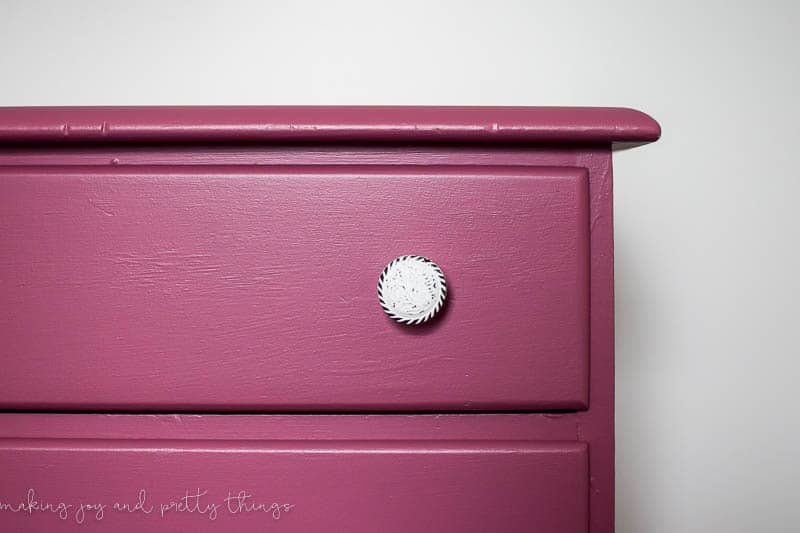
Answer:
xmin=2 ymin=1 xmax=798 ymax=531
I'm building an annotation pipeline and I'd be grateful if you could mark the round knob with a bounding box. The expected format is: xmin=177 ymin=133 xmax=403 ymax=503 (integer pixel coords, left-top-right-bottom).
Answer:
xmin=377 ymin=255 xmax=447 ymax=325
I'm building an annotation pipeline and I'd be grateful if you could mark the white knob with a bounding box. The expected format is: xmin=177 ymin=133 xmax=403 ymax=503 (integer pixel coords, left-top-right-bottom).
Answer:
xmin=377 ymin=255 xmax=447 ymax=325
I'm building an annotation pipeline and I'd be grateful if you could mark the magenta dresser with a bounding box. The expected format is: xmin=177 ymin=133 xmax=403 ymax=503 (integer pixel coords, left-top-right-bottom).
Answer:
xmin=0 ymin=107 xmax=659 ymax=532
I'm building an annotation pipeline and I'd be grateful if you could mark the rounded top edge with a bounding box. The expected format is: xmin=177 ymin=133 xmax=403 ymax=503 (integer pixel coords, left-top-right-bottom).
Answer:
xmin=0 ymin=106 xmax=661 ymax=145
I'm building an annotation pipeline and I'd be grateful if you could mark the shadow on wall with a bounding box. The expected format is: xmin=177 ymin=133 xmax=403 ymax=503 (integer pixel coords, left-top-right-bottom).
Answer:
xmin=614 ymin=202 xmax=683 ymax=533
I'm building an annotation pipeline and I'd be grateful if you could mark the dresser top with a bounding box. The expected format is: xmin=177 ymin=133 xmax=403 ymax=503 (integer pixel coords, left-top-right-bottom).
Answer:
xmin=0 ymin=106 xmax=660 ymax=145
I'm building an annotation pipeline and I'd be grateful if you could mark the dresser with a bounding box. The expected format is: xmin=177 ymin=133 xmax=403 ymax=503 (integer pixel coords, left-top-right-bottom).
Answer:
xmin=0 ymin=106 xmax=659 ymax=532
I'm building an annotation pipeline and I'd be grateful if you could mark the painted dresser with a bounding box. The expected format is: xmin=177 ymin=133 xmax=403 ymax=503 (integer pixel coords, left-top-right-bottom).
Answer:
xmin=0 ymin=107 xmax=660 ymax=532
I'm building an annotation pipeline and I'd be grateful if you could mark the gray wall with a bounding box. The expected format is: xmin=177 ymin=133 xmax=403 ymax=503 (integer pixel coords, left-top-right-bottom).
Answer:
xmin=2 ymin=1 xmax=798 ymax=531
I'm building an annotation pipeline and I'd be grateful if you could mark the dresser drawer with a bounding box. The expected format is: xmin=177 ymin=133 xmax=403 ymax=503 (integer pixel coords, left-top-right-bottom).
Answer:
xmin=0 ymin=436 xmax=588 ymax=532
xmin=0 ymin=106 xmax=662 ymax=533
xmin=0 ymin=165 xmax=589 ymax=411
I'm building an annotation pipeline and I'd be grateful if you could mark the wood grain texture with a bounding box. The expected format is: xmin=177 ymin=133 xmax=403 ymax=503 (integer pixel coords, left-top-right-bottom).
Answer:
xmin=0 ymin=106 xmax=660 ymax=145
xmin=0 ymin=413 xmax=582 ymax=441
xmin=0 ymin=101 xmax=662 ymax=533
xmin=0 ymin=434 xmax=588 ymax=533
xmin=0 ymin=165 xmax=589 ymax=411
xmin=0 ymin=144 xmax=616 ymax=531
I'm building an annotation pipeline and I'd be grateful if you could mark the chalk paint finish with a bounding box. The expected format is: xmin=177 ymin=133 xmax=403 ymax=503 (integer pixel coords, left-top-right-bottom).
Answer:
xmin=0 ymin=166 xmax=590 ymax=411
xmin=0 ymin=106 xmax=660 ymax=533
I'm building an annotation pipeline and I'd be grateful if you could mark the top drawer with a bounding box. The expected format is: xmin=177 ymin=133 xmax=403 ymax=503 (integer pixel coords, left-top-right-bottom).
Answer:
xmin=0 ymin=165 xmax=589 ymax=411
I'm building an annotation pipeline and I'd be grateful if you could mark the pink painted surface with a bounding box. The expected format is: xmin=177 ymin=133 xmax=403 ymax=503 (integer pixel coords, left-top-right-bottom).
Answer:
xmin=0 ymin=106 xmax=660 ymax=144
xmin=0 ymin=106 xmax=662 ymax=533
xmin=0 ymin=165 xmax=589 ymax=411
xmin=0 ymin=436 xmax=587 ymax=533
xmin=0 ymin=413 xmax=584 ymax=442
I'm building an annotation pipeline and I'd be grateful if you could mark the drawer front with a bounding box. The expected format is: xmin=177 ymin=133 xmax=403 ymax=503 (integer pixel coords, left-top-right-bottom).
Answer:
xmin=0 ymin=165 xmax=589 ymax=411
xmin=0 ymin=437 xmax=588 ymax=532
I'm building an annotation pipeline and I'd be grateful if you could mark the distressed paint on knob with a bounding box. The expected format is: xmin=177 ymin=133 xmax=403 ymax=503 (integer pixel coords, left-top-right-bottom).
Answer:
xmin=378 ymin=255 xmax=447 ymax=325
xmin=0 ymin=106 xmax=661 ymax=533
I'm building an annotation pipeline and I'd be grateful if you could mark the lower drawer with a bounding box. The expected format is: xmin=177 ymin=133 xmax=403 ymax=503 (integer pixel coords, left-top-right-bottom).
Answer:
xmin=0 ymin=433 xmax=588 ymax=532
